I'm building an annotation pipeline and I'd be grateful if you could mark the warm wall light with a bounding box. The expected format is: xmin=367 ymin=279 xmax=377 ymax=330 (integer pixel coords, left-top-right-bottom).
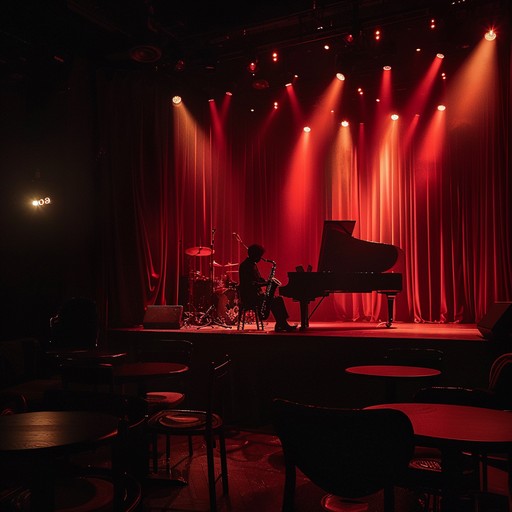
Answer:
xmin=172 ymin=95 xmax=182 ymax=106
xmin=31 ymin=197 xmax=51 ymax=207
xmin=485 ymin=29 xmax=497 ymax=41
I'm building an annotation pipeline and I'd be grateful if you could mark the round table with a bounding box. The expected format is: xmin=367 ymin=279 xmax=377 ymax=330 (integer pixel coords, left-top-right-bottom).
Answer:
xmin=365 ymin=403 xmax=512 ymax=510
xmin=113 ymin=362 xmax=189 ymax=395
xmin=0 ymin=410 xmax=119 ymax=511
xmin=345 ymin=364 xmax=441 ymax=402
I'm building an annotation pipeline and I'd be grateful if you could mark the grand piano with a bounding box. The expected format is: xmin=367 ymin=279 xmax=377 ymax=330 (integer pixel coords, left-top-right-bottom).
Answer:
xmin=279 ymin=220 xmax=403 ymax=330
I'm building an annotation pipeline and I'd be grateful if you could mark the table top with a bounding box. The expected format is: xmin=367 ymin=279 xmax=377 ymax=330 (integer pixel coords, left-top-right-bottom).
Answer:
xmin=366 ymin=403 xmax=512 ymax=451
xmin=0 ymin=410 xmax=118 ymax=454
xmin=48 ymin=349 xmax=128 ymax=363
xmin=346 ymin=365 xmax=441 ymax=379
xmin=113 ymin=361 xmax=188 ymax=380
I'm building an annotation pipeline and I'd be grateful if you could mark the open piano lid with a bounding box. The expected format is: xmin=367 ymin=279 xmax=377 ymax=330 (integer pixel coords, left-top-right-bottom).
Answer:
xmin=317 ymin=220 xmax=401 ymax=273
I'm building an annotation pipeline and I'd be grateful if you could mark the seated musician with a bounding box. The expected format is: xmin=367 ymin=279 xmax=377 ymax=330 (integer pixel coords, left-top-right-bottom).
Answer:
xmin=238 ymin=244 xmax=297 ymax=332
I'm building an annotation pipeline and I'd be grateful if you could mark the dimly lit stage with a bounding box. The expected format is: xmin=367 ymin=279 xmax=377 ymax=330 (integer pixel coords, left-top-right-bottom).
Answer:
xmin=108 ymin=321 xmax=507 ymax=427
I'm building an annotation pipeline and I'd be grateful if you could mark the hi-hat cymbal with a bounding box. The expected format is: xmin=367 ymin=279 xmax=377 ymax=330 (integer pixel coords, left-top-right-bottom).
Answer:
xmin=225 ymin=262 xmax=239 ymax=267
xmin=185 ymin=246 xmax=214 ymax=257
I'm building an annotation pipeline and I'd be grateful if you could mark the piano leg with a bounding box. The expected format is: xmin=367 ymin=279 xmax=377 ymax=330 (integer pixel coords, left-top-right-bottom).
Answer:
xmin=383 ymin=292 xmax=397 ymax=328
xmin=299 ymin=300 xmax=310 ymax=331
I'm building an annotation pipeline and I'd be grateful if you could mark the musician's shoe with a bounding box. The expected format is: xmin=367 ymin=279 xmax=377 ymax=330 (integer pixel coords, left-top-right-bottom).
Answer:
xmin=275 ymin=323 xmax=297 ymax=332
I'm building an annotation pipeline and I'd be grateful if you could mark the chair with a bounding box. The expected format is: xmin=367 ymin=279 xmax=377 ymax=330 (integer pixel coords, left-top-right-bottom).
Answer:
xmin=404 ymin=352 xmax=512 ymax=511
xmin=147 ymin=354 xmax=232 ymax=512
xmin=0 ymin=392 xmax=29 ymax=508
xmin=135 ymin=339 xmax=193 ymax=414
xmin=43 ymin=388 xmax=149 ymax=481
xmin=237 ymin=303 xmax=264 ymax=330
xmin=271 ymin=398 xmax=414 ymax=512
xmin=0 ymin=390 xmax=27 ymax=415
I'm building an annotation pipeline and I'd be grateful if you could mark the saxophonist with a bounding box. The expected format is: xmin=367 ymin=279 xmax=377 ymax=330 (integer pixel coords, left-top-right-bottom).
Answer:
xmin=238 ymin=244 xmax=297 ymax=332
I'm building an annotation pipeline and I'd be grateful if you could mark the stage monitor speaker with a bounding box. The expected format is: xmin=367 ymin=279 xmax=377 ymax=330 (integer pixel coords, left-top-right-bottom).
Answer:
xmin=477 ymin=302 xmax=512 ymax=340
xmin=143 ymin=305 xmax=183 ymax=329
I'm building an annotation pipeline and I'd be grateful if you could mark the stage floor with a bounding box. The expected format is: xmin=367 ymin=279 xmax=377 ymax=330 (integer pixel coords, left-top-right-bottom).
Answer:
xmin=131 ymin=320 xmax=485 ymax=342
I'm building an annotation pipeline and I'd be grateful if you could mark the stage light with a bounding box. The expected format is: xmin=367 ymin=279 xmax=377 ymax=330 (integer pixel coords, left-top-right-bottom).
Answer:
xmin=436 ymin=53 xmax=445 ymax=59
xmin=273 ymin=102 xmax=278 ymax=110
xmin=430 ymin=18 xmax=436 ymax=30
xmin=324 ymin=44 xmax=330 ymax=50
xmin=358 ymin=87 xmax=364 ymax=95
xmin=383 ymin=65 xmax=391 ymax=71
xmin=272 ymin=51 xmax=278 ymax=62
xmin=485 ymin=29 xmax=496 ymax=41
xmin=285 ymin=82 xmax=292 ymax=87
xmin=172 ymin=95 xmax=182 ymax=106
xmin=391 ymin=114 xmax=399 ymax=121
xmin=225 ymin=91 xmax=233 ymax=96
xmin=437 ymin=104 xmax=446 ymax=111
xmin=341 ymin=120 xmax=349 ymax=127
xmin=303 ymin=126 xmax=311 ymax=133
xmin=374 ymin=29 xmax=381 ymax=41
xmin=247 ymin=61 xmax=258 ymax=73
xmin=336 ymin=73 xmax=345 ymax=81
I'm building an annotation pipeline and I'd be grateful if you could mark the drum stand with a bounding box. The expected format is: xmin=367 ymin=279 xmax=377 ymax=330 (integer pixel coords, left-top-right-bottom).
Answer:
xmin=195 ymin=228 xmax=231 ymax=329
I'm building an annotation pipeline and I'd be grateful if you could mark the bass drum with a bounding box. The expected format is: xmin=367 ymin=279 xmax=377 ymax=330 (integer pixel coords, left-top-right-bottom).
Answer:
xmin=215 ymin=287 xmax=239 ymax=325
xmin=192 ymin=276 xmax=212 ymax=311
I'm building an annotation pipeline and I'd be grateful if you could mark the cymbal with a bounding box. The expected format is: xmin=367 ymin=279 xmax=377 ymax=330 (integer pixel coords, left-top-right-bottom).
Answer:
xmin=185 ymin=246 xmax=214 ymax=257
xmin=213 ymin=260 xmax=222 ymax=267
xmin=225 ymin=262 xmax=239 ymax=267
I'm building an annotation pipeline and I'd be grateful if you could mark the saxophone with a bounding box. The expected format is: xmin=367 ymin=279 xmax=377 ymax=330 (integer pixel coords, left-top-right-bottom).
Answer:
xmin=259 ymin=259 xmax=282 ymax=320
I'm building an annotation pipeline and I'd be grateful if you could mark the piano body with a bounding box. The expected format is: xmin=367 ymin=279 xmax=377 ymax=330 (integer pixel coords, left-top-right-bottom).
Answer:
xmin=279 ymin=220 xmax=403 ymax=330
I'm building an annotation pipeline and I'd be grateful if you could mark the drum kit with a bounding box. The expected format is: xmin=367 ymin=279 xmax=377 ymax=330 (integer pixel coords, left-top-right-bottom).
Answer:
xmin=183 ymin=245 xmax=240 ymax=327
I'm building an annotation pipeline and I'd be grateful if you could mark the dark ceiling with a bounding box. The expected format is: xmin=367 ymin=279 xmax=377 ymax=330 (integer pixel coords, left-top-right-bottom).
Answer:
xmin=0 ymin=0 xmax=507 ymax=104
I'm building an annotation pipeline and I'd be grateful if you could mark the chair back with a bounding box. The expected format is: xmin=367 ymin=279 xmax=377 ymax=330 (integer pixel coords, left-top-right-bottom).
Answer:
xmin=0 ymin=391 xmax=27 ymax=415
xmin=488 ymin=352 xmax=512 ymax=407
xmin=272 ymin=398 xmax=414 ymax=504
xmin=206 ymin=355 xmax=233 ymax=426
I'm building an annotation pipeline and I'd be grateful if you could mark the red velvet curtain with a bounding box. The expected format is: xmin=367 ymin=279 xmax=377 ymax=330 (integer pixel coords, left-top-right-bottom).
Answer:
xmin=97 ymin=39 xmax=511 ymax=328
